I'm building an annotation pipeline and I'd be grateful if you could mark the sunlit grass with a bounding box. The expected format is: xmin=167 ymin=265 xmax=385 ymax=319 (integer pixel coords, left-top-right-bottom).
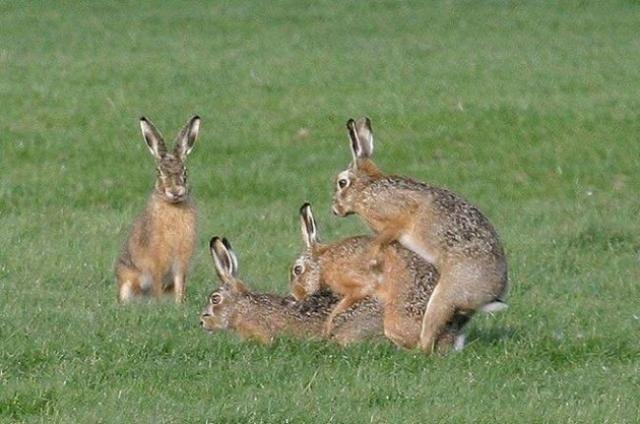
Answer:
xmin=1 ymin=1 xmax=639 ymax=422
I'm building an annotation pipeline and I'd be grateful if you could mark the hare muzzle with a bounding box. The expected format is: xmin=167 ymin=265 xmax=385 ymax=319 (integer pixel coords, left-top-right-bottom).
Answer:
xmin=331 ymin=197 xmax=351 ymax=217
xmin=164 ymin=186 xmax=187 ymax=202
xmin=200 ymin=310 xmax=221 ymax=331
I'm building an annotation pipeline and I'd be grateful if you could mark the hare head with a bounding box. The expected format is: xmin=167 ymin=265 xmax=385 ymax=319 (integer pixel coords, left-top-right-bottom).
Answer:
xmin=139 ymin=115 xmax=200 ymax=203
xmin=200 ymin=237 xmax=248 ymax=331
xmin=289 ymin=203 xmax=324 ymax=300
xmin=331 ymin=117 xmax=382 ymax=216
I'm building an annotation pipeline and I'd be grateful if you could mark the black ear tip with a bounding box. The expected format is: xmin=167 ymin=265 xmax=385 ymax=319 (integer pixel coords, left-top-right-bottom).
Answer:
xmin=192 ymin=115 xmax=201 ymax=121
xmin=346 ymin=118 xmax=355 ymax=128
xmin=222 ymin=238 xmax=232 ymax=250
xmin=209 ymin=236 xmax=220 ymax=249
xmin=139 ymin=116 xmax=148 ymax=123
xmin=300 ymin=202 xmax=311 ymax=213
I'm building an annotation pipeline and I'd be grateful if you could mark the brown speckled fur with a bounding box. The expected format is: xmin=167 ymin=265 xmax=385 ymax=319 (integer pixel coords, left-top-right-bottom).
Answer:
xmin=290 ymin=204 xmax=466 ymax=352
xmin=331 ymin=117 xmax=508 ymax=352
xmin=200 ymin=238 xmax=383 ymax=345
xmin=115 ymin=116 xmax=200 ymax=303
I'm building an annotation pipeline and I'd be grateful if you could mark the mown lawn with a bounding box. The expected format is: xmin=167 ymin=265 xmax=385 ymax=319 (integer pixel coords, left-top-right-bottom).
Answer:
xmin=1 ymin=1 xmax=639 ymax=422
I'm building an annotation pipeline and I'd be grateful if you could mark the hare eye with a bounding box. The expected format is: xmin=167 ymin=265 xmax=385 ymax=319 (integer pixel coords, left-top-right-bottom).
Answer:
xmin=293 ymin=265 xmax=304 ymax=276
xmin=338 ymin=178 xmax=349 ymax=189
xmin=210 ymin=293 xmax=222 ymax=305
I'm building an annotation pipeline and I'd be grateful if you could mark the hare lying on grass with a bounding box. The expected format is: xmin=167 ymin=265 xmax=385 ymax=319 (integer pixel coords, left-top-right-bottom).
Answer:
xmin=200 ymin=237 xmax=383 ymax=346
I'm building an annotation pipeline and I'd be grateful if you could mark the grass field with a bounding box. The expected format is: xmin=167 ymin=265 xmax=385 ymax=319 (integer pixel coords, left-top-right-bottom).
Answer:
xmin=2 ymin=1 xmax=640 ymax=422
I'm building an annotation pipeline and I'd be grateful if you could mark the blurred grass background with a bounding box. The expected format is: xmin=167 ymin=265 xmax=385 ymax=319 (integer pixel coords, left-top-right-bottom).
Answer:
xmin=1 ymin=1 xmax=639 ymax=422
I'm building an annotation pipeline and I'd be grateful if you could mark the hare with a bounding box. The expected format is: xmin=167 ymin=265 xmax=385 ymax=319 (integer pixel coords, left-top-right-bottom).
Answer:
xmin=331 ymin=117 xmax=508 ymax=352
xmin=291 ymin=203 xmax=468 ymax=352
xmin=115 ymin=116 xmax=200 ymax=303
xmin=200 ymin=237 xmax=384 ymax=346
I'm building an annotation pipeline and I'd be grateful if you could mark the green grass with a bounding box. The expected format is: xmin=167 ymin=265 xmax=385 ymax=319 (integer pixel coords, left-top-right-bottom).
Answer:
xmin=1 ymin=0 xmax=640 ymax=422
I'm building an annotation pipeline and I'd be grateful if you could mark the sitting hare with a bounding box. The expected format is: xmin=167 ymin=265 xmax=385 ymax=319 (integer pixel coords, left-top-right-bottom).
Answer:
xmin=116 ymin=116 xmax=200 ymax=303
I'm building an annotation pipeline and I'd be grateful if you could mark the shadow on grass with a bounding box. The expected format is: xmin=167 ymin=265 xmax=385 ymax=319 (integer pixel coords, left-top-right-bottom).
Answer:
xmin=465 ymin=325 xmax=520 ymax=347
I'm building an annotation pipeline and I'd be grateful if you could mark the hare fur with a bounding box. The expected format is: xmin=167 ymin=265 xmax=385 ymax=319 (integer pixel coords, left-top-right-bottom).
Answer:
xmin=291 ymin=203 xmax=467 ymax=352
xmin=115 ymin=116 xmax=200 ymax=303
xmin=200 ymin=237 xmax=384 ymax=346
xmin=331 ymin=117 xmax=508 ymax=352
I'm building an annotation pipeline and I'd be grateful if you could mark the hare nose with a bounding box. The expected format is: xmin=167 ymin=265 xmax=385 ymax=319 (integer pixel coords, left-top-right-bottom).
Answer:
xmin=168 ymin=187 xmax=185 ymax=198
xmin=166 ymin=187 xmax=186 ymax=200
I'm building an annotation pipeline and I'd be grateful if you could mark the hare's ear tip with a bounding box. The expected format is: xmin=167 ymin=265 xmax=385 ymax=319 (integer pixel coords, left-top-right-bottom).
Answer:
xmin=300 ymin=202 xmax=311 ymax=212
xmin=139 ymin=116 xmax=148 ymax=123
xmin=346 ymin=118 xmax=356 ymax=127
xmin=221 ymin=237 xmax=232 ymax=249
xmin=192 ymin=115 xmax=201 ymax=121
xmin=209 ymin=236 xmax=220 ymax=249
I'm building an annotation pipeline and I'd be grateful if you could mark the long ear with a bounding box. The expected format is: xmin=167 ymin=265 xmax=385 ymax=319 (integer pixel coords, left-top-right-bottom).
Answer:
xmin=221 ymin=238 xmax=238 ymax=277
xmin=299 ymin=203 xmax=319 ymax=249
xmin=210 ymin=236 xmax=233 ymax=284
xmin=139 ymin=117 xmax=167 ymax=160
xmin=346 ymin=117 xmax=374 ymax=165
xmin=175 ymin=115 xmax=200 ymax=160
xmin=355 ymin=117 xmax=374 ymax=157
xmin=210 ymin=236 xmax=248 ymax=293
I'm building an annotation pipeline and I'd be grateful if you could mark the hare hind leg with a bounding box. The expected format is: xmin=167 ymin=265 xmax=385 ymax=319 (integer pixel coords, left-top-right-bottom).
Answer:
xmin=417 ymin=281 xmax=458 ymax=353
xmin=419 ymin=266 xmax=495 ymax=353
xmin=381 ymin=303 xmax=421 ymax=349
xmin=331 ymin=300 xmax=384 ymax=346
xmin=116 ymin=266 xmax=143 ymax=303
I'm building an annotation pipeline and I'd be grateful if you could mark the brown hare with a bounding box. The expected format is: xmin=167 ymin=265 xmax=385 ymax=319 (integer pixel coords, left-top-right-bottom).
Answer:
xmin=115 ymin=116 xmax=200 ymax=303
xmin=291 ymin=203 xmax=468 ymax=352
xmin=331 ymin=117 xmax=508 ymax=353
xmin=200 ymin=237 xmax=384 ymax=346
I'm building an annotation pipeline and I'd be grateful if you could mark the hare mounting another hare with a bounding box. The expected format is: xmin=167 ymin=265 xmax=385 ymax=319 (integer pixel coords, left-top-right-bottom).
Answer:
xmin=291 ymin=203 xmax=468 ymax=352
xmin=331 ymin=117 xmax=508 ymax=353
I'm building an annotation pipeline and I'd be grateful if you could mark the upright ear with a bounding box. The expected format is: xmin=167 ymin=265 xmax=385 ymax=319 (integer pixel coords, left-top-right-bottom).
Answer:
xmin=209 ymin=236 xmax=248 ymax=293
xmin=175 ymin=115 xmax=200 ymax=160
xmin=210 ymin=236 xmax=233 ymax=284
xmin=221 ymin=238 xmax=239 ymax=277
xmin=346 ymin=117 xmax=374 ymax=165
xmin=140 ymin=117 xmax=167 ymax=160
xmin=299 ymin=202 xmax=319 ymax=249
